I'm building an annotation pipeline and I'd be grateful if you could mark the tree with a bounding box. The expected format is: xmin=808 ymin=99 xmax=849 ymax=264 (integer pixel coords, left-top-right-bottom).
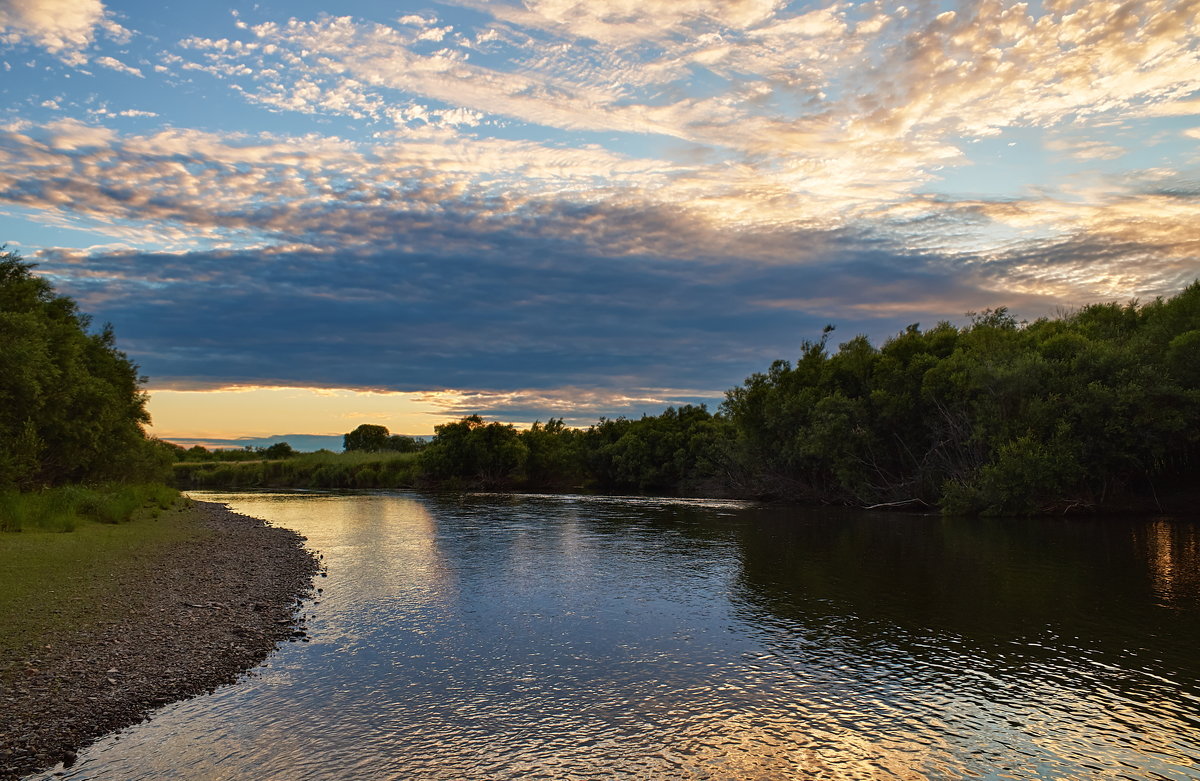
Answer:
xmin=0 ymin=247 xmax=165 ymax=488
xmin=262 ymin=441 xmax=297 ymax=459
xmin=386 ymin=434 xmax=421 ymax=453
xmin=722 ymin=284 xmax=1200 ymax=513
xmin=343 ymin=424 xmax=391 ymax=452
xmin=419 ymin=415 xmax=528 ymax=487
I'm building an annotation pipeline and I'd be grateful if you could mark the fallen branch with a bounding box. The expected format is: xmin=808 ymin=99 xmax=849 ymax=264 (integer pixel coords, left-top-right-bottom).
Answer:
xmin=862 ymin=498 xmax=931 ymax=510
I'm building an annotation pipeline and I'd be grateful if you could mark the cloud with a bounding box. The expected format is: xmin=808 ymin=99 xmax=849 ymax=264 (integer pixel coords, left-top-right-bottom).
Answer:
xmin=94 ymin=54 xmax=142 ymax=77
xmin=156 ymin=0 xmax=1200 ymax=246
xmin=1046 ymin=138 xmax=1127 ymax=161
xmin=30 ymin=226 xmax=1070 ymax=416
xmin=0 ymin=0 xmax=127 ymax=63
xmin=0 ymin=0 xmax=103 ymax=53
xmin=477 ymin=0 xmax=785 ymax=45
xmin=3 ymin=2 xmax=1198 ymax=418
xmin=5 ymin=116 xmax=1196 ymax=297
xmin=3 ymin=112 xmax=1195 ymax=323
xmin=160 ymin=434 xmax=347 ymax=451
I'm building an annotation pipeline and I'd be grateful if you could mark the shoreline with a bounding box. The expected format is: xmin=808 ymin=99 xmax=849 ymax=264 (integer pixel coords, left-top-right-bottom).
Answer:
xmin=0 ymin=501 xmax=319 ymax=781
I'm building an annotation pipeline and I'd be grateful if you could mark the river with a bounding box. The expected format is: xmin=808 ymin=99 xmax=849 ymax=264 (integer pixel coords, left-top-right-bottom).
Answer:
xmin=30 ymin=491 xmax=1200 ymax=779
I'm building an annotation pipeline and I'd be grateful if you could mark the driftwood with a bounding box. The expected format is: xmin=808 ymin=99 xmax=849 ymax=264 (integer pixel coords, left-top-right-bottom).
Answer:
xmin=862 ymin=498 xmax=931 ymax=510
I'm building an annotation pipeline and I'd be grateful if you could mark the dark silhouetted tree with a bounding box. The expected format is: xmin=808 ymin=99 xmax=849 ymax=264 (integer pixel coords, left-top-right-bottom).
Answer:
xmin=262 ymin=441 xmax=297 ymax=459
xmin=343 ymin=424 xmax=391 ymax=452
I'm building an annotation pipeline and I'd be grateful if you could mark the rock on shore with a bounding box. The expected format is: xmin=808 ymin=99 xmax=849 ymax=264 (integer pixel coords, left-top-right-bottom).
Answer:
xmin=0 ymin=501 xmax=319 ymax=780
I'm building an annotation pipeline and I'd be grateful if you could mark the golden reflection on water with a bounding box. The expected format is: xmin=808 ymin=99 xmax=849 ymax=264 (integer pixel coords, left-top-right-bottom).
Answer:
xmin=1139 ymin=520 xmax=1200 ymax=607
xmin=669 ymin=709 xmax=953 ymax=780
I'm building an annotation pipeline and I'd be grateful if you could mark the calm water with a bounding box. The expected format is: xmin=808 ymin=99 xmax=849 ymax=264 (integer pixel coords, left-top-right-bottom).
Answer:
xmin=31 ymin=491 xmax=1200 ymax=780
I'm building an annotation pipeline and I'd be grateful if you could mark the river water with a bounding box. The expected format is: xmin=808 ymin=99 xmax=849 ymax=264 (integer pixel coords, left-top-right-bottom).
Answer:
xmin=30 ymin=491 xmax=1200 ymax=780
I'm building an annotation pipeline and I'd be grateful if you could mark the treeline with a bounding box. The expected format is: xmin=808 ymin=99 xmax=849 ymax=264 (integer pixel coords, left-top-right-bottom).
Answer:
xmin=388 ymin=284 xmax=1200 ymax=514
xmin=174 ymin=450 xmax=420 ymax=490
xmin=166 ymin=424 xmax=422 ymax=464
xmin=723 ymin=288 xmax=1200 ymax=514
xmin=0 ymin=250 xmax=172 ymax=491
xmin=174 ymin=283 xmax=1200 ymax=515
xmin=419 ymin=411 xmax=732 ymax=495
xmin=167 ymin=441 xmax=300 ymax=462
xmin=171 ymin=414 xmax=727 ymax=494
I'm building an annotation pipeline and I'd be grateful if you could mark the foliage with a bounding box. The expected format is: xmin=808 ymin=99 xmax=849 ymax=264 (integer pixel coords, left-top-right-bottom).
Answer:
xmin=419 ymin=415 xmax=529 ymax=488
xmin=580 ymin=406 xmax=734 ymax=495
xmin=721 ymin=283 xmax=1200 ymax=514
xmin=262 ymin=441 xmax=297 ymax=459
xmin=415 ymin=407 xmax=734 ymax=495
xmin=169 ymin=443 xmax=299 ymax=462
xmin=343 ymin=424 xmax=391 ymax=452
xmin=173 ymin=450 xmax=420 ymax=489
xmin=342 ymin=424 xmax=421 ymax=453
xmin=0 ymin=249 xmax=170 ymax=490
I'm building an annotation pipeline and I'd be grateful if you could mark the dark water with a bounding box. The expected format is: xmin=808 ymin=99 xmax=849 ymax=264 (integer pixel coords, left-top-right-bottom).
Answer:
xmin=31 ymin=491 xmax=1200 ymax=780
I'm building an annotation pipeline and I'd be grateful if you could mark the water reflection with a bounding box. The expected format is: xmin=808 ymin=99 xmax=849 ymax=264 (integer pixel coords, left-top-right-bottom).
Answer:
xmin=726 ymin=508 xmax=1200 ymax=778
xmin=28 ymin=492 xmax=1200 ymax=780
xmin=1137 ymin=519 xmax=1200 ymax=609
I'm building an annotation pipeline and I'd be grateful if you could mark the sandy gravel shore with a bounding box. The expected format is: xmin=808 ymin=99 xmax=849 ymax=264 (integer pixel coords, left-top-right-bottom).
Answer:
xmin=0 ymin=501 xmax=319 ymax=780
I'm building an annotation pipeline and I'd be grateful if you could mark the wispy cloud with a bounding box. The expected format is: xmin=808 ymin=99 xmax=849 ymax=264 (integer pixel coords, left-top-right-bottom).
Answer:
xmin=173 ymin=2 xmax=1200 ymax=208
xmin=94 ymin=54 xmax=142 ymax=77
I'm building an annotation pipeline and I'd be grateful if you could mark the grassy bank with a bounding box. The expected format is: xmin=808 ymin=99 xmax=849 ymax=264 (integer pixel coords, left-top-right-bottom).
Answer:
xmin=0 ymin=484 xmax=179 ymax=533
xmin=0 ymin=491 xmax=197 ymax=661
xmin=173 ymin=450 xmax=420 ymax=489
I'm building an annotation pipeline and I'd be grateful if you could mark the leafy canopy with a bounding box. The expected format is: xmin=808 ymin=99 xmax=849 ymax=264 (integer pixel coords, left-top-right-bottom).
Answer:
xmin=0 ymin=248 xmax=171 ymax=489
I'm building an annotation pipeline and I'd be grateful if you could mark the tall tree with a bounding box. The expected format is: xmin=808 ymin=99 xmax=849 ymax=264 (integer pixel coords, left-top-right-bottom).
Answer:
xmin=0 ymin=248 xmax=165 ymax=488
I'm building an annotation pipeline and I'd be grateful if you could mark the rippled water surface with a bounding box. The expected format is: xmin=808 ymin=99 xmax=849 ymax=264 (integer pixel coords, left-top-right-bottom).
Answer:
xmin=34 ymin=492 xmax=1200 ymax=779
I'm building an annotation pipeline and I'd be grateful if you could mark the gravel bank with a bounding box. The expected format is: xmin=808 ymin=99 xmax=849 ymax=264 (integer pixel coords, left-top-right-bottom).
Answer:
xmin=0 ymin=501 xmax=319 ymax=780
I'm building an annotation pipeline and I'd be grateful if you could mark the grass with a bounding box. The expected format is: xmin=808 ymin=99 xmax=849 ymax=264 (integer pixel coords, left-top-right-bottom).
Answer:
xmin=173 ymin=450 xmax=421 ymax=489
xmin=0 ymin=483 xmax=179 ymax=533
xmin=293 ymin=450 xmax=417 ymax=466
xmin=0 ymin=491 xmax=201 ymax=661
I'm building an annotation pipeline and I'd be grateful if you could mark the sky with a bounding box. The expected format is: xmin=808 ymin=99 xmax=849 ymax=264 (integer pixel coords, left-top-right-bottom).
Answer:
xmin=2 ymin=0 xmax=1198 ymax=446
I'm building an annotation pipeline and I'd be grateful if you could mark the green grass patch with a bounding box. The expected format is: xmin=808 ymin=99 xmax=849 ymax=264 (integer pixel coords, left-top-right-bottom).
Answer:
xmin=0 ymin=493 xmax=200 ymax=662
xmin=0 ymin=483 xmax=179 ymax=533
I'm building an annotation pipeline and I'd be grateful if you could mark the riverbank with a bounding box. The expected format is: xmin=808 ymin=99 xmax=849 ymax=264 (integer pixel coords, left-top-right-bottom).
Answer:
xmin=0 ymin=501 xmax=319 ymax=780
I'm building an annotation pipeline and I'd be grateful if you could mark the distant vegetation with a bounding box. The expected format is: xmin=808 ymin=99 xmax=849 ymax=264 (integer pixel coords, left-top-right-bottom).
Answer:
xmin=182 ymin=282 xmax=1200 ymax=516
xmin=343 ymin=423 xmax=421 ymax=453
xmin=1 ymin=248 xmax=178 ymax=533
xmin=166 ymin=441 xmax=298 ymax=462
xmin=173 ymin=449 xmax=420 ymax=490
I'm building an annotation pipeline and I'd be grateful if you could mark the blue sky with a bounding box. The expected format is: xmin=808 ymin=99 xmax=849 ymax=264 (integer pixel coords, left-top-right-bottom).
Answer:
xmin=2 ymin=0 xmax=1198 ymax=442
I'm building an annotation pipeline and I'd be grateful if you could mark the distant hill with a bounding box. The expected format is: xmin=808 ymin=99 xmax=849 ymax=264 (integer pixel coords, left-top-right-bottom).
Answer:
xmin=163 ymin=434 xmax=426 ymax=452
